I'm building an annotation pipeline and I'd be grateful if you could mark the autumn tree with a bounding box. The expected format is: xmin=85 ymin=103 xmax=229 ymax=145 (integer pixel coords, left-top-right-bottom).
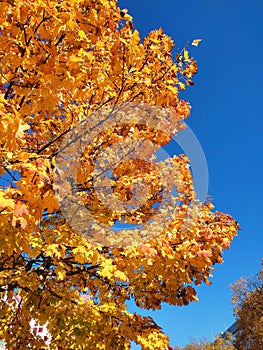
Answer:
xmin=173 ymin=333 xmax=236 ymax=350
xmin=174 ymin=333 xmax=236 ymax=350
xmin=231 ymin=261 xmax=263 ymax=350
xmin=0 ymin=0 xmax=239 ymax=349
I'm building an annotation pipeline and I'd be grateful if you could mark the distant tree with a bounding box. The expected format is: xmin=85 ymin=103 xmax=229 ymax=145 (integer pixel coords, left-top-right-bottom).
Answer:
xmin=174 ymin=333 xmax=236 ymax=350
xmin=231 ymin=261 xmax=263 ymax=350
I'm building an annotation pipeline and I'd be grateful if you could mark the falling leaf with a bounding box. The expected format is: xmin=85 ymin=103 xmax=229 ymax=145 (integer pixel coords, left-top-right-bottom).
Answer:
xmin=192 ymin=38 xmax=202 ymax=47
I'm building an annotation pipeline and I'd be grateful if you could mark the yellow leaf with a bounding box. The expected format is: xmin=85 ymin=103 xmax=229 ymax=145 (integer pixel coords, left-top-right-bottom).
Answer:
xmin=0 ymin=192 xmax=15 ymax=210
xmin=55 ymin=266 xmax=66 ymax=280
xmin=72 ymin=247 xmax=87 ymax=264
xmin=100 ymin=266 xmax=113 ymax=279
xmin=114 ymin=270 xmax=128 ymax=282
xmin=69 ymin=55 xmax=84 ymax=62
xmin=192 ymin=38 xmax=202 ymax=47
xmin=46 ymin=244 xmax=61 ymax=258
xmin=119 ymin=37 xmax=129 ymax=46
xmin=167 ymin=85 xmax=178 ymax=94
xmin=184 ymin=48 xmax=190 ymax=61
xmin=78 ymin=29 xmax=86 ymax=39
xmin=15 ymin=121 xmax=30 ymax=140
xmin=178 ymin=82 xmax=186 ymax=90
xmin=99 ymin=260 xmax=115 ymax=280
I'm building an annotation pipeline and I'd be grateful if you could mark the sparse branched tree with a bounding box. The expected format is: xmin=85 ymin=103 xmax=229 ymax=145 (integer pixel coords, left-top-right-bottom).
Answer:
xmin=0 ymin=0 xmax=239 ymax=349
xmin=232 ymin=261 xmax=263 ymax=350
xmin=174 ymin=332 xmax=236 ymax=350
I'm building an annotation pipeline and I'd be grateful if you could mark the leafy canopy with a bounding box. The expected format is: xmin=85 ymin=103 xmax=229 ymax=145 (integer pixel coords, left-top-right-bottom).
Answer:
xmin=0 ymin=0 xmax=239 ymax=349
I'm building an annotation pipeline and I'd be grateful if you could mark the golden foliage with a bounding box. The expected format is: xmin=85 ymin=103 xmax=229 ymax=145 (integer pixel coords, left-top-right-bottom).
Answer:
xmin=0 ymin=0 xmax=239 ymax=349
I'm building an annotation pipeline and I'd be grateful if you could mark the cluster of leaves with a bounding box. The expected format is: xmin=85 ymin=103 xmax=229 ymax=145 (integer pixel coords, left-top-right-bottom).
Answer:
xmin=231 ymin=261 xmax=263 ymax=350
xmin=0 ymin=0 xmax=239 ymax=349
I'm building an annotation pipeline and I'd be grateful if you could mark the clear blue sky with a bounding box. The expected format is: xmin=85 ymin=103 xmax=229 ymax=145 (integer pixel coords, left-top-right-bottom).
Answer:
xmin=119 ymin=0 xmax=263 ymax=347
